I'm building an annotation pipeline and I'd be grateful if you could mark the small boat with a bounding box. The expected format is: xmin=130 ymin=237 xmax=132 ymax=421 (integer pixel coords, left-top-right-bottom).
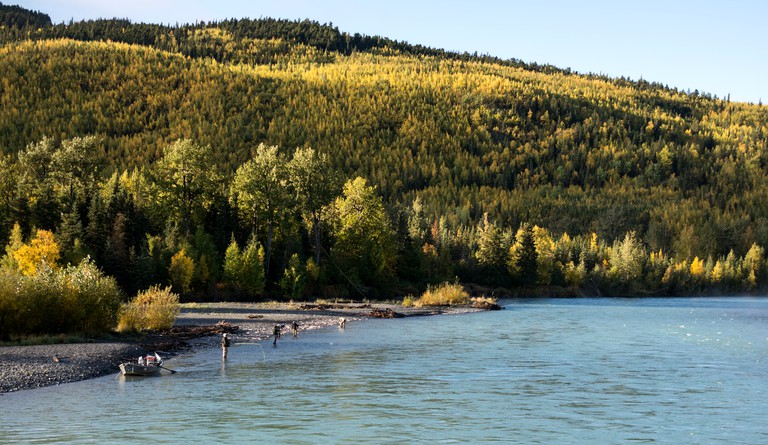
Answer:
xmin=119 ymin=353 xmax=164 ymax=376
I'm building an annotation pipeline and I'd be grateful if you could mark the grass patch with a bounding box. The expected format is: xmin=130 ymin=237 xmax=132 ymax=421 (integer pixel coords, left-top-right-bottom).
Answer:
xmin=415 ymin=282 xmax=470 ymax=307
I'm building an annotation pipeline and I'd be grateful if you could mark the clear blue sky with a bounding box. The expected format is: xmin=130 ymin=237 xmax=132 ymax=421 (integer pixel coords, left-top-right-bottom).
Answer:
xmin=12 ymin=0 xmax=768 ymax=104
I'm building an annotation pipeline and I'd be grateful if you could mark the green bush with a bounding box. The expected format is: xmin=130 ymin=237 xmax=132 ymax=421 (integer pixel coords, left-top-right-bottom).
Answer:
xmin=416 ymin=282 xmax=470 ymax=307
xmin=117 ymin=285 xmax=180 ymax=332
xmin=0 ymin=259 xmax=123 ymax=339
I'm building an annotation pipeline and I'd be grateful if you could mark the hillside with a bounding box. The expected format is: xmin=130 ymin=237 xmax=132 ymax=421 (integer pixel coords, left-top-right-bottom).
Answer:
xmin=1 ymin=7 xmax=768 ymax=297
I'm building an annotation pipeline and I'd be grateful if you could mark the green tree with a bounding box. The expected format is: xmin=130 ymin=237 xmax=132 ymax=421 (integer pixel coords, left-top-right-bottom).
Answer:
xmin=17 ymin=137 xmax=59 ymax=230
xmin=222 ymin=234 xmax=265 ymax=297
xmin=0 ymin=155 xmax=20 ymax=237
xmin=230 ymin=143 xmax=290 ymax=278
xmin=240 ymin=235 xmax=265 ymax=297
xmin=330 ymin=177 xmax=397 ymax=292
xmin=287 ymin=146 xmax=339 ymax=265
xmin=1 ymin=222 xmax=23 ymax=271
xmin=51 ymin=136 xmax=103 ymax=209
xmin=154 ymin=139 xmax=219 ymax=239
xmin=280 ymin=253 xmax=306 ymax=300
xmin=607 ymin=231 xmax=646 ymax=287
xmin=474 ymin=213 xmax=511 ymax=286
xmin=223 ymin=236 xmax=243 ymax=289
xmin=509 ymin=224 xmax=538 ymax=287
xmin=57 ymin=205 xmax=86 ymax=265
xmin=190 ymin=227 xmax=218 ymax=292
xmin=475 ymin=213 xmax=509 ymax=268
xmin=102 ymin=212 xmax=131 ymax=288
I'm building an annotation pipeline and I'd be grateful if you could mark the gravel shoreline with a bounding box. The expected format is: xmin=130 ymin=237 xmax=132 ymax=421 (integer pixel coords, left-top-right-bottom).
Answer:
xmin=0 ymin=302 xmax=477 ymax=394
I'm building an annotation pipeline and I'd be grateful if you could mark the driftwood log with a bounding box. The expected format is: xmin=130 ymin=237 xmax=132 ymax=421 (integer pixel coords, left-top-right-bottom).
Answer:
xmin=368 ymin=307 xmax=404 ymax=318
xmin=168 ymin=321 xmax=239 ymax=339
xmin=299 ymin=303 xmax=372 ymax=311
xmin=472 ymin=300 xmax=503 ymax=310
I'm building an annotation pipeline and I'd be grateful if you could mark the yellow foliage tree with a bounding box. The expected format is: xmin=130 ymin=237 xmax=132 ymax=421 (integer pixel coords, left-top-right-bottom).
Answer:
xmin=13 ymin=229 xmax=60 ymax=276
xmin=169 ymin=249 xmax=195 ymax=294
xmin=689 ymin=256 xmax=706 ymax=277
xmin=711 ymin=260 xmax=724 ymax=283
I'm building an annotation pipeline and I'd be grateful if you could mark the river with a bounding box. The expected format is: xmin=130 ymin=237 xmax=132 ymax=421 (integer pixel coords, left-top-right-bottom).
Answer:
xmin=1 ymin=297 xmax=767 ymax=444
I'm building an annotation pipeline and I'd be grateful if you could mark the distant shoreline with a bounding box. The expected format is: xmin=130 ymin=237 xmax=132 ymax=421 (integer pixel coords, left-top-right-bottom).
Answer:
xmin=0 ymin=302 xmax=481 ymax=394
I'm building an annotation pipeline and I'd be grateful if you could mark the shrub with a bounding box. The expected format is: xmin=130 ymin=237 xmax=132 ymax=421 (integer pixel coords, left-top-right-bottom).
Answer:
xmin=60 ymin=259 xmax=123 ymax=332
xmin=117 ymin=285 xmax=180 ymax=332
xmin=416 ymin=282 xmax=470 ymax=307
xmin=0 ymin=271 xmax=17 ymax=340
xmin=0 ymin=258 xmax=122 ymax=338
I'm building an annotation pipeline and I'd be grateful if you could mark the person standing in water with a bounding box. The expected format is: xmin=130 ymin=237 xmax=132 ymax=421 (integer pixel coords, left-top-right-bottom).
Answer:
xmin=222 ymin=333 xmax=231 ymax=359
xmin=291 ymin=321 xmax=299 ymax=337
xmin=273 ymin=324 xmax=282 ymax=345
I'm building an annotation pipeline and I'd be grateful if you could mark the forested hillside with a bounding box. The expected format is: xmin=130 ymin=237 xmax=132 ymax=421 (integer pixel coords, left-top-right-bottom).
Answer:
xmin=1 ymin=4 xmax=768 ymax=300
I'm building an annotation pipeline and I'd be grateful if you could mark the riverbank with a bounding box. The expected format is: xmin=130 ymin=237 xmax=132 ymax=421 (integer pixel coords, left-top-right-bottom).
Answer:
xmin=0 ymin=302 xmax=480 ymax=393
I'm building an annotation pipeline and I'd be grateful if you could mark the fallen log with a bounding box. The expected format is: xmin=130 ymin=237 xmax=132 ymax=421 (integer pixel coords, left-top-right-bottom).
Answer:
xmin=168 ymin=321 xmax=239 ymax=339
xmin=368 ymin=307 xmax=404 ymax=318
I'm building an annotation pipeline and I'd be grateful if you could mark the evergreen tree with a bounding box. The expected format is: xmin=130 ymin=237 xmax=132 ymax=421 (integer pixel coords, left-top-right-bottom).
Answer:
xmin=241 ymin=235 xmax=265 ymax=297
xmin=279 ymin=253 xmax=306 ymax=300
xmin=57 ymin=205 xmax=85 ymax=265
xmin=223 ymin=236 xmax=243 ymax=290
xmin=510 ymin=224 xmax=538 ymax=287
xmin=102 ymin=212 xmax=130 ymax=288
xmin=474 ymin=213 xmax=511 ymax=286
xmin=607 ymin=231 xmax=646 ymax=288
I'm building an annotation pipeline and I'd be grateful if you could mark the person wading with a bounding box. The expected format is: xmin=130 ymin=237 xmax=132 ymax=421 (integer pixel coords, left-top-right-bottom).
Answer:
xmin=222 ymin=333 xmax=231 ymax=359
xmin=273 ymin=324 xmax=282 ymax=345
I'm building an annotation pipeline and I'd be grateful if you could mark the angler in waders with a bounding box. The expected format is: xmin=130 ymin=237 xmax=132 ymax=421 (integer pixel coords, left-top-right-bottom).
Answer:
xmin=222 ymin=333 xmax=231 ymax=359
xmin=273 ymin=324 xmax=282 ymax=345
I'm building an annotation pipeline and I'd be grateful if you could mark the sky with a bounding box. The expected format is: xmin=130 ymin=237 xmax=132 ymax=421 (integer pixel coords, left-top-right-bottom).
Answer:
xmin=12 ymin=0 xmax=768 ymax=104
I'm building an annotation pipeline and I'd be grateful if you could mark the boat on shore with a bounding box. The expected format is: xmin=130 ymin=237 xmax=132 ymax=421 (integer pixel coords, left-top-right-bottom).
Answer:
xmin=119 ymin=353 xmax=165 ymax=376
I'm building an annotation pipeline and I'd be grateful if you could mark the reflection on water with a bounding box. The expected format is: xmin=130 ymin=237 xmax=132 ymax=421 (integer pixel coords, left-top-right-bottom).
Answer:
xmin=2 ymin=297 xmax=768 ymax=444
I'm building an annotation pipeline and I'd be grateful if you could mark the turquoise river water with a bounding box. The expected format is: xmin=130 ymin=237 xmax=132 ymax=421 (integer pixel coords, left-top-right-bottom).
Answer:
xmin=1 ymin=297 xmax=767 ymax=444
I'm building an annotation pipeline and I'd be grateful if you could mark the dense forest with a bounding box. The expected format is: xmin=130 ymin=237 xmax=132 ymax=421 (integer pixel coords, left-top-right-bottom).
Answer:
xmin=2 ymin=3 xmax=768 ymax=305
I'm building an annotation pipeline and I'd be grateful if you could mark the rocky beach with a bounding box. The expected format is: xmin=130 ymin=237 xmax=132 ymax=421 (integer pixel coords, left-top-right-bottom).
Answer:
xmin=0 ymin=302 xmax=474 ymax=393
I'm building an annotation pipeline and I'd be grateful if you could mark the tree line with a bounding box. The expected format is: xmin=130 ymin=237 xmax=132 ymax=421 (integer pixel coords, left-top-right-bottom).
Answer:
xmin=2 ymin=135 xmax=768 ymax=300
